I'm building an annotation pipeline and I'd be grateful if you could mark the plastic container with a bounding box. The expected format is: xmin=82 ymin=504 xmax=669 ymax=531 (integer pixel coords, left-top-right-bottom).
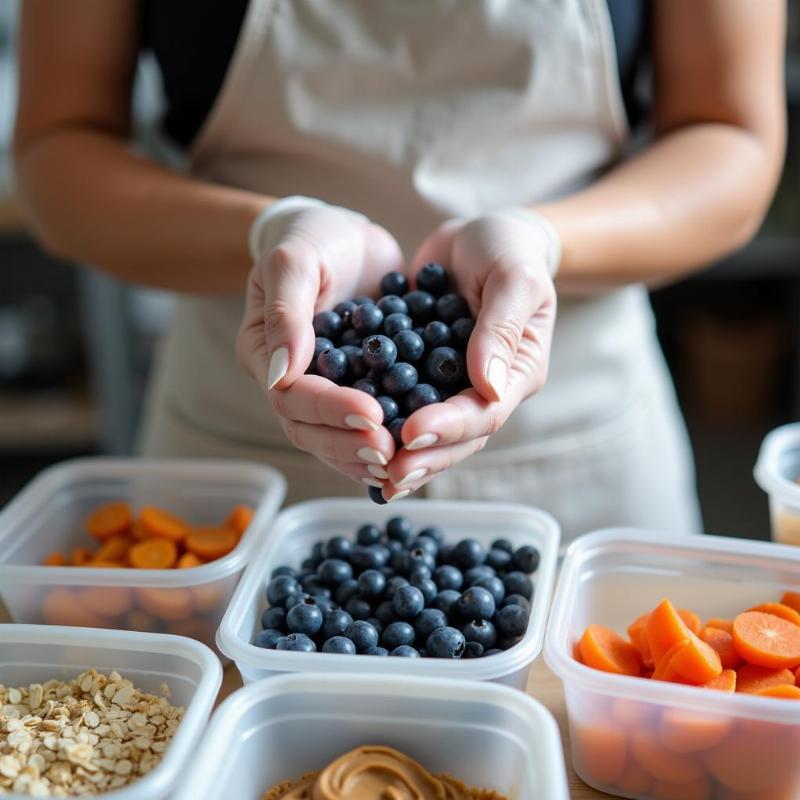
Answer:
xmin=754 ymin=423 xmax=800 ymax=546
xmin=0 ymin=458 xmax=285 ymax=651
xmin=0 ymin=623 xmax=222 ymax=800
xmin=218 ymin=498 xmax=560 ymax=688
xmin=174 ymin=672 xmax=569 ymax=800
xmin=545 ymin=529 xmax=800 ymax=800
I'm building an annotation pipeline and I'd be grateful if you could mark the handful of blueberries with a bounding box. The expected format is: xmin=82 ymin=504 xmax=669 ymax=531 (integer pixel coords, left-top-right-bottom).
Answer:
xmin=254 ymin=516 xmax=538 ymax=659
xmin=309 ymin=263 xmax=474 ymax=503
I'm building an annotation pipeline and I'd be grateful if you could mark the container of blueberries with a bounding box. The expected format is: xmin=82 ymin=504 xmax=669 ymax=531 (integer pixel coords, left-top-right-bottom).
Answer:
xmin=217 ymin=498 xmax=560 ymax=688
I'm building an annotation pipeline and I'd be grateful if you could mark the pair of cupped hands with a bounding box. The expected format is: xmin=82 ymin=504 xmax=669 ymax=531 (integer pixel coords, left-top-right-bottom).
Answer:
xmin=237 ymin=198 xmax=558 ymax=501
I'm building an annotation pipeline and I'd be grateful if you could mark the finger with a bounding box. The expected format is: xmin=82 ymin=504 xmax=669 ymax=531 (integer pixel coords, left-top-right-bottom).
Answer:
xmin=279 ymin=418 xmax=395 ymax=466
xmin=407 ymin=219 xmax=462 ymax=280
xmin=271 ymin=375 xmax=384 ymax=431
xmin=319 ymin=457 xmax=389 ymax=489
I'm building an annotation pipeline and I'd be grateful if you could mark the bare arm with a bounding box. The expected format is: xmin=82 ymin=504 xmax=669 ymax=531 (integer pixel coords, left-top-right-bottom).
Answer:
xmin=538 ymin=0 xmax=786 ymax=292
xmin=13 ymin=0 xmax=268 ymax=292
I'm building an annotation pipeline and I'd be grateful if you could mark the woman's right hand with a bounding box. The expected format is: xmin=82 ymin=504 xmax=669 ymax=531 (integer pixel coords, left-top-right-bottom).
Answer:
xmin=236 ymin=197 xmax=405 ymax=489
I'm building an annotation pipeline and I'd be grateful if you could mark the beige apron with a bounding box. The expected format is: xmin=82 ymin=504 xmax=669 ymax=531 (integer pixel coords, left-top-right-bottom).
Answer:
xmin=140 ymin=0 xmax=702 ymax=539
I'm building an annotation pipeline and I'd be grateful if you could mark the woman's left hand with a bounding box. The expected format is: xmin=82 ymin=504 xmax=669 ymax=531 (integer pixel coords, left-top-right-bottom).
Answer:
xmin=381 ymin=210 xmax=557 ymax=500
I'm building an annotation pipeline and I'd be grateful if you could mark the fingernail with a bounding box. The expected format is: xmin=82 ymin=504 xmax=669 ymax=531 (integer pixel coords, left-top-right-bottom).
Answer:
xmin=486 ymin=357 xmax=507 ymax=401
xmin=396 ymin=468 xmax=427 ymax=487
xmin=367 ymin=465 xmax=389 ymax=479
xmin=345 ymin=414 xmax=380 ymax=432
xmin=357 ymin=447 xmax=388 ymax=466
xmin=406 ymin=433 xmax=438 ymax=451
xmin=387 ymin=489 xmax=411 ymax=503
xmin=362 ymin=478 xmax=386 ymax=488
xmin=267 ymin=347 xmax=290 ymax=390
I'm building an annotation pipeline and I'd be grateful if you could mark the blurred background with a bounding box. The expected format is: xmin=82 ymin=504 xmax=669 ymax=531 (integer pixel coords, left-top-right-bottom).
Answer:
xmin=0 ymin=3 xmax=798 ymax=539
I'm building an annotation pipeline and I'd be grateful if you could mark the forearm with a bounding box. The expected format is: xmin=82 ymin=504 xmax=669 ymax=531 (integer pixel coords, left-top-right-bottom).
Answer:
xmin=14 ymin=127 xmax=269 ymax=293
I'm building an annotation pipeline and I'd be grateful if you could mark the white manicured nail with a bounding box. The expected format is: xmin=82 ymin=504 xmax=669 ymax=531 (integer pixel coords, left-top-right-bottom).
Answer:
xmin=396 ymin=468 xmax=428 ymax=487
xmin=406 ymin=433 xmax=438 ymax=451
xmin=367 ymin=465 xmax=389 ymax=479
xmin=486 ymin=357 xmax=507 ymax=401
xmin=345 ymin=414 xmax=379 ymax=431
xmin=357 ymin=447 xmax=388 ymax=466
xmin=387 ymin=489 xmax=411 ymax=503
xmin=362 ymin=478 xmax=385 ymax=488
xmin=267 ymin=347 xmax=290 ymax=390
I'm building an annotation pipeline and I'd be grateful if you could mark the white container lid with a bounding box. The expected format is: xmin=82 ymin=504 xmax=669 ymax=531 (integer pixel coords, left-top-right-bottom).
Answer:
xmin=754 ymin=423 xmax=800 ymax=508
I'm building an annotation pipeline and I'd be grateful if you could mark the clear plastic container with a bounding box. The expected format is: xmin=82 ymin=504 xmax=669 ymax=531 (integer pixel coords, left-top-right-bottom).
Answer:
xmin=217 ymin=498 xmax=560 ymax=688
xmin=0 ymin=458 xmax=285 ymax=651
xmin=0 ymin=623 xmax=222 ymax=800
xmin=173 ymin=672 xmax=569 ymax=800
xmin=545 ymin=529 xmax=800 ymax=800
xmin=754 ymin=423 xmax=800 ymax=546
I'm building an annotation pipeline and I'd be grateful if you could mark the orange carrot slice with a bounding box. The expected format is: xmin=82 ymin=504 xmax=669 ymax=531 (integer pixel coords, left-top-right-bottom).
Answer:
xmin=701 ymin=627 xmax=742 ymax=671
xmin=93 ymin=534 xmax=131 ymax=565
xmin=134 ymin=587 xmax=193 ymax=622
xmin=668 ymin=637 xmax=722 ymax=684
xmin=735 ymin=663 xmax=795 ymax=694
xmin=611 ymin=698 xmax=653 ymax=728
xmin=572 ymin=723 xmax=627 ymax=786
xmin=177 ymin=552 xmax=204 ymax=569
xmin=70 ymin=546 xmax=93 ymax=567
xmin=84 ymin=560 xmax=125 ymax=568
xmin=628 ymin=613 xmax=655 ymax=668
xmin=578 ymin=625 xmax=643 ymax=677
xmin=125 ymin=609 xmax=161 ymax=632
xmin=42 ymin=551 xmax=66 ymax=567
xmin=706 ymin=618 xmax=734 ymax=634
xmin=754 ymin=684 xmax=800 ymax=699
xmin=184 ymin=527 xmax=238 ymax=561
xmin=85 ymin=501 xmax=133 ymax=541
xmin=630 ymin=728 xmax=704 ymax=783
xmin=748 ymin=602 xmax=800 ymax=626
xmin=615 ymin=761 xmax=651 ymax=795
xmin=650 ymin=775 xmax=712 ymax=800
xmin=679 ymin=609 xmax=703 ymax=637
xmin=138 ymin=506 xmax=189 ymax=543
xmin=796 ymin=665 xmax=800 ymax=687
xmin=225 ymin=504 xmax=254 ymax=536
xmin=780 ymin=591 xmax=800 ymax=615
xmin=702 ymin=669 xmax=737 ymax=692
xmin=732 ymin=611 xmax=800 ymax=669
xmin=652 ymin=640 xmax=691 ymax=683
xmin=41 ymin=588 xmax=110 ymax=628
xmin=78 ymin=586 xmax=132 ymax=618
xmin=128 ymin=538 xmax=178 ymax=570
xmin=647 ymin=600 xmax=693 ymax=664
xmin=659 ymin=708 xmax=732 ymax=753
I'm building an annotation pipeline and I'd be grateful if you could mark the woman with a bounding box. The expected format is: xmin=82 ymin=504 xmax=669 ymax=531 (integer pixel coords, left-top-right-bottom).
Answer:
xmin=14 ymin=1 xmax=785 ymax=540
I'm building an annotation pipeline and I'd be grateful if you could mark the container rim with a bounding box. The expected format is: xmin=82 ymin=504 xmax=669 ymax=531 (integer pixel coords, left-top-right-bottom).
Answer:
xmin=216 ymin=497 xmax=560 ymax=682
xmin=0 ymin=624 xmax=223 ymax=800
xmin=0 ymin=457 xmax=286 ymax=587
xmin=754 ymin=423 xmax=800 ymax=505
xmin=544 ymin=528 xmax=800 ymax=723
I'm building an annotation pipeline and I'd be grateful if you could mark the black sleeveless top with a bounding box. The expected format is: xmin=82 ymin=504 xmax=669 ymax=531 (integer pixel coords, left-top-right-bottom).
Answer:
xmin=140 ymin=0 xmax=648 ymax=150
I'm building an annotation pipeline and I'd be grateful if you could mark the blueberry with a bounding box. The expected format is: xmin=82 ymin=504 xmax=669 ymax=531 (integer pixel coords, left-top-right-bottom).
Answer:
xmin=366 ymin=646 xmax=390 ymax=656
xmin=368 ymin=485 xmax=387 ymax=505
xmin=419 ymin=526 xmax=445 ymax=545
xmin=380 ymin=271 xmax=409 ymax=297
xmin=321 ymin=608 xmax=353 ymax=640
xmin=324 ymin=536 xmax=353 ymax=561
xmin=426 ymin=627 xmax=466 ymax=659
xmin=412 ymin=577 xmax=438 ymax=606
xmin=363 ymin=335 xmax=397 ymax=371
xmin=386 ymin=539 xmax=403 ymax=555
xmin=437 ymin=544 xmax=456 ymax=565
xmin=270 ymin=566 xmax=297 ymax=580
xmin=502 ymin=594 xmax=532 ymax=613
xmin=322 ymin=636 xmax=357 ymax=655
xmin=380 ymin=565 xmax=395 ymax=578
xmin=301 ymin=558 xmax=318 ymax=572
xmin=376 ymin=395 xmax=400 ymax=424
xmin=390 ymin=645 xmax=420 ymax=657
xmin=300 ymin=574 xmax=328 ymax=596
xmin=381 ymin=362 xmax=418 ymax=396
xmin=453 ymin=539 xmax=486 ymax=569
xmin=377 ymin=295 xmax=409 ymax=316
xmin=341 ymin=344 xmax=368 ymax=380
xmin=484 ymin=648 xmax=503 ymax=656
xmin=358 ymin=569 xmax=387 ymax=599
xmin=434 ymin=565 xmax=464 ymax=592
xmin=513 ymin=545 xmax=540 ymax=574
xmin=387 ymin=516 xmax=413 ymax=544
xmin=404 ymin=290 xmax=436 ymax=323
xmin=346 ymin=620 xmax=379 ymax=653
xmin=385 ymin=576 xmax=409 ymax=599
xmin=317 ymin=348 xmax=348 ymax=383
xmin=431 ymin=589 xmax=461 ymax=618
xmin=393 ymin=585 xmax=425 ymax=619
xmin=492 ymin=538 xmax=514 ymax=554
xmin=503 ymin=571 xmax=534 ymax=600
xmin=472 ymin=576 xmax=506 ymax=606
xmin=458 ymin=586 xmax=496 ymax=621
xmin=313 ymin=310 xmax=343 ymax=340
xmin=351 ymin=303 xmax=384 ymax=335
xmin=409 ymin=565 xmax=432 ymax=584
xmin=435 ymin=293 xmax=470 ymax=324
xmin=405 ymin=384 xmax=442 ymax=415
xmin=350 ymin=545 xmax=377 ymax=573
xmin=353 ymin=378 xmax=379 ymax=397
xmin=415 ymin=262 xmax=449 ymax=296
xmin=387 ymin=418 xmax=406 ymax=448
xmin=464 ymin=565 xmax=496 ymax=586
xmin=412 ymin=536 xmax=438 ymax=557
xmin=345 ymin=595 xmax=373 ymax=621
xmin=266 ymin=575 xmax=300 ymax=607
xmin=462 ymin=619 xmax=497 ymax=650
xmin=407 ymin=547 xmax=436 ymax=573
xmin=312 ymin=594 xmax=336 ymax=616
xmin=425 ymin=346 xmax=466 ymax=390
xmin=367 ymin=617 xmax=385 ymax=637
xmin=334 ymin=300 xmax=358 ymax=327
xmin=317 ymin=559 xmax=353 ymax=588
xmin=413 ymin=326 xmax=426 ymax=338
xmin=374 ymin=600 xmax=398 ymax=626
xmin=285 ymin=592 xmax=311 ymax=610
xmin=463 ymin=641 xmax=485 ymax=659
xmin=286 ymin=600 xmax=323 ymax=636
xmin=382 ymin=621 xmax=416 ymax=650
xmin=393 ymin=330 xmax=425 ymax=363
xmin=261 ymin=606 xmax=287 ymax=631
xmin=486 ymin=548 xmax=513 ymax=572
xmin=312 ymin=544 xmax=326 ymax=566
xmin=341 ymin=328 xmax=363 ymax=346
xmin=353 ymin=295 xmax=374 ymax=306
xmin=498 ymin=635 xmax=524 ymax=651
xmin=275 ymin=633 xmax=316 ymax=652
xmin=414 ymin=608 xmax=448 ymax=641
xmin=451 ymin=317 xmax=475 ymax=349
xmin=333 ymin=578 xmax=360 ymax=606
xmin=496 ymin=604 xmax=529 ymax=638
xmin=423 ymin=320 xmax=452 ymax=349
xmin=314 ymin=337 xmax=335 ymax=362
xmin=383 ymin=312 xmax=413 ymax=338
xmin=253 ymin=628 xmax=283 ymax=649
xmin=356 ymin=524 xmax=382 ymax=546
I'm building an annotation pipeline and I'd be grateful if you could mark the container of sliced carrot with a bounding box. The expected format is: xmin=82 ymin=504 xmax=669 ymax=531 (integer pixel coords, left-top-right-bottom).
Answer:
xmin=0 ymin=458 xmax=285 ymax=651
xmin=545 ymin=529 xmax=800 ymax=800
xmin=755 ymin=423 xmax=800 ymax=547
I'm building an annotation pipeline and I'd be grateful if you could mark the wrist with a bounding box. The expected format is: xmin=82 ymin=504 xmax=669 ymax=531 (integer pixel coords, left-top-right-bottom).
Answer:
xmin=499 ymin=207 xmax=562 ymax=278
